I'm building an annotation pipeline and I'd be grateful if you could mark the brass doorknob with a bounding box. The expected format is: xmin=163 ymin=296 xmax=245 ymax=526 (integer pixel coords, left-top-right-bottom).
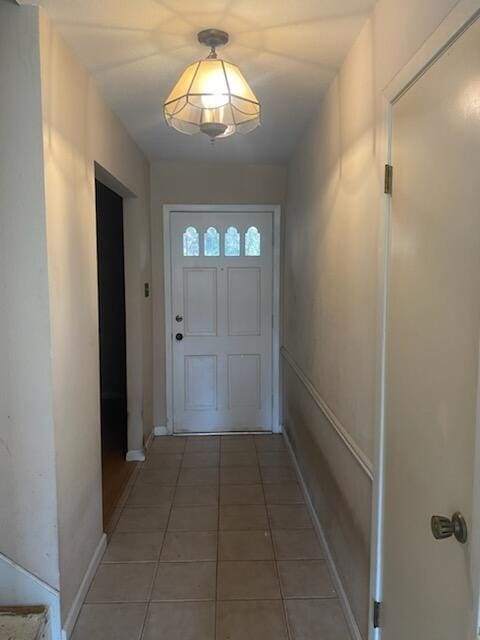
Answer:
xmin=431 ymin=512 xmax=467 ymax=544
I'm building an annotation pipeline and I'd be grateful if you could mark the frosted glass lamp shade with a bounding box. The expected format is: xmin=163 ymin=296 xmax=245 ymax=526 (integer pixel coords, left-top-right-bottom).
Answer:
xmin=164 ymin=58 xmax=261 ymax=139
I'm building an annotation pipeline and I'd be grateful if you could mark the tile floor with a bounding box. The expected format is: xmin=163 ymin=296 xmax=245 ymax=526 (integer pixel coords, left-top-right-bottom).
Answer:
xmin=72 ymin=434 xmax=351 ymax=640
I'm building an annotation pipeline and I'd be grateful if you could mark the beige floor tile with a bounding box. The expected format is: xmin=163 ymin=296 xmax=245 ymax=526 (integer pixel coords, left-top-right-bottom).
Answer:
xmin=71 ymin=603 xmax=147 ymax=640
xmin=257 ymin=451 xmax=292 ymax=467
xmin=263 ymin=483 xmax=305 ymax=505
xmin=115 ymin=506 xmax=170 ymax=532
xmin=220 ymin=484 xmax=265 ymax=505
xmin=85 ymin=563 xmax=155 ymax=603
xmin=150 ymin=437 xmax=186 ymax=453
xmin=182 ymin=452 xmax=220 ymax=468
xmin=220 ymin=451 xmax=258 ymax=467
xmin=142 ymin=602 xmax=215 ymax=640
xmin=285 ymin=599 xmax=350 ymax=640
xmin=103 ymin=531 xmax=164 ymax=563
xmin=216 ymin=601 xmax=288 ymax=640
xmin=219 ymin=504 xmax=268 ymax=531
xmin=168 ymin=505 xmax=218 ymax=531
xmin=220 ymin=436 xmax=256 ymax=452
xmin=260 ymin=466 xmax=297 ymax=484
xmin=254 ymin=434 xmax=286 ymax=451
xmin=220 ymin=466 xmax=261 ymax=485
xmin=272 ymin=529 xmax=324 ymax=560
xmin=217 ymin=561 xmax=281 ymax=600
xmin=141 ymin=453 xmax=183 ymax=469
xmin=151 ymin=562 xmax=216 ymax=601
xmin=126 ymin=484 xmax=174 ymax=507
xmin=219 ymin=530 xmax=274 ymax=560
xmin=174 ymin=485 xmax=219 ymax=507
xmin=184 ymin=436 xmax=220 ymax=453
xmin=161 ymin=531 xmax=217 ymax=561
xmin=278 ymin=560 xmax=336 ymax=598
xmin=136 ymin=468 xmax=179 ymax=485
xmin=178 ymin=467 xmax=219 ymax=486
xmin=268 ymin=505 xmax=313 ymax=530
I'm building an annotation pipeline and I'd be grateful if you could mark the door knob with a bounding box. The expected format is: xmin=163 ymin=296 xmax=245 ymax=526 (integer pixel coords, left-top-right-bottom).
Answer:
xmin=431 ymin=512 xmax=467 ymax=544
xmin=175 ymin=333 xmax=184 ymax=341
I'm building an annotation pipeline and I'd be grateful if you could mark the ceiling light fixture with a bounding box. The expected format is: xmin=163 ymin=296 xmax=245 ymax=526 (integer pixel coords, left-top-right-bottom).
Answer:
xmin=164 ymin=28 xmax=261 ymax=142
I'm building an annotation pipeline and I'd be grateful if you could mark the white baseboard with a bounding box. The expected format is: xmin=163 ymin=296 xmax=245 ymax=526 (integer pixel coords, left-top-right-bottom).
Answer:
xmin=126 ymin=449 xmax=145 ymax=462
xmin=283 ymin=430 xmax=363 ymax=640
xmin=61 ymin=534 xmax=107 ymax=639
xmin=154 ymin=425 xmax=168 ymax=436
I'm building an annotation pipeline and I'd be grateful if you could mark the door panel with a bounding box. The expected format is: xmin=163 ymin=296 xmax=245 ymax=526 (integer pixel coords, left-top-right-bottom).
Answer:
xmin=184 ymin=355 xmax=217 ymax=410
xmin=184 ymin=268 xmax=217 ymax=336
xmin=228 ymin=354 xmax=261 ymax=409
xmin=383 ymin=19 xmax=480 ymax=640
xmin=170 ymin=210 xmax=273 ymax=433
xmin=228 ymin=268 xmax=261 ymax=336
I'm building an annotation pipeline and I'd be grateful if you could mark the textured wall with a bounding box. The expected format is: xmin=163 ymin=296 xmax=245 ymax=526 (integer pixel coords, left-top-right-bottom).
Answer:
xmin=0 ymin=2 xmax=59 ymax=591
xmin=283 ymin=0 xmax=460 ymax=636
xmin=39 ymin=11 xmax=152 ymax=621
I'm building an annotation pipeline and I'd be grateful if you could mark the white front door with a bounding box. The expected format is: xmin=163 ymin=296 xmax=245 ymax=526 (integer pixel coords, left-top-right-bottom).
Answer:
xmin=169 ymin=208 xmax=275 ymax=433
xmin=382 ymin=18 xmax=480 ymax=640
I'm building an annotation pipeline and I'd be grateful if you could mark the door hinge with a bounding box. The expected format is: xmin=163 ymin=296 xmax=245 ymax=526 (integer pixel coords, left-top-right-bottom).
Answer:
xmin=384 ymin=164 xmax=393 ymax=195
xmin=373 ymin=600 xmax=382 ymax=629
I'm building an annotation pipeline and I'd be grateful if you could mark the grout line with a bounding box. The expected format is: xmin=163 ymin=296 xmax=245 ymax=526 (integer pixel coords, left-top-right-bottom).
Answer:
xmin=139 ymin=447 xmax=184 ymax=640
xmin=214 ymin=448 xmax=221 ymax=638
xmin=255 ymin=440 xmax=293 ymax=640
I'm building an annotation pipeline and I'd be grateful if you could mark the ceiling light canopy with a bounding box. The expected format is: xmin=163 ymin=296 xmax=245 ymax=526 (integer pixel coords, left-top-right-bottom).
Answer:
xmin=164 ymin=29 xmax=261 ymax=142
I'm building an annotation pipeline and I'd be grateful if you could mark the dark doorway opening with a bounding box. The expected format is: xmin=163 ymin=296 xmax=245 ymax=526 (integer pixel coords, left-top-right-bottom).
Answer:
xmin=95 ymin=179 xmax=132 ymax=529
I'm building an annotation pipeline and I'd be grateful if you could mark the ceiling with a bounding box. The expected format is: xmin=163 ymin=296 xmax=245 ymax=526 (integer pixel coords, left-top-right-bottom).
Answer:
xmin=38 ymin=0 xmax=375 ymax=164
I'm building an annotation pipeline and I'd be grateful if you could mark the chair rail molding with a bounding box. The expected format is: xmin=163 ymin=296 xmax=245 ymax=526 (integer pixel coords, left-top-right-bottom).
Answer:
xmin=281 ymin=346 xmax=374 ymax=480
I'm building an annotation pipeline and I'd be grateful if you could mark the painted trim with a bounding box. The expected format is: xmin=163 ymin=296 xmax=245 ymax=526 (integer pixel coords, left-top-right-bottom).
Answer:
xmin=271 ymin=207 xmax=281 ymax=434
xmin=61 ymin=534 xmax=106 ymax=639
xmin=126 ymin=449 xmax=145 ymax=462
xmin=162 ymin=204 xmax=281 ymax=436
xmin=281 ymin=346 xmax=373 ymax=480
xmin=154 ymin=425 xmax=169 ymax=436
xmin=283 ymin=430 xmax=363 ymax=640
xmin=384 ymin=0 xmax=480 ymax=103
xmin=0 ymin=552 xmax=61 ymax=640
xmin=371 ymin=5 xmax=480 ymax=640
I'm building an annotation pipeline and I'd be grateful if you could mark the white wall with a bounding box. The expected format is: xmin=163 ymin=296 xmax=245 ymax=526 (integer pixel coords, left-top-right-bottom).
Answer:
xmin=150 ymin=160 xmax=287 ymax=429
xmin=0 ymin=1 xmax=59 ymax=593
xmin=38 ymin=10 xmax=152 ymax=623
xmin=283 ymin=0 xmax=460 ymax=636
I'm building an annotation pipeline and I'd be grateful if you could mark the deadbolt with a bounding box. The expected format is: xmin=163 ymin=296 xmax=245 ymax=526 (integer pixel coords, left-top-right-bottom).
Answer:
xmin=431 ymin=512 xmax=468 ymax=544
xmin=175 ymin=315 xmax=183 ymax=322
xmin=175 ymin=333 xmax=184 ymax=341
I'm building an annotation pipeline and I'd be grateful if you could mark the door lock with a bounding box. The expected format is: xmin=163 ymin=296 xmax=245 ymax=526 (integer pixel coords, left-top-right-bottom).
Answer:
xmin=431 ymin=512 xmax=468 ymax=544
xmin=175 ymin=333 xmax=184 ymax=341
xmin=175 ymin=315 xmax=183 ymax=322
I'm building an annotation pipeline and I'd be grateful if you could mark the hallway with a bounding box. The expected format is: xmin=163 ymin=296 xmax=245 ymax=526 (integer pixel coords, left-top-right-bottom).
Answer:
xmin=72 ymin=434 xmax=350 ymax=640
xmin=3 ymin=2 xmax=479 ymax=638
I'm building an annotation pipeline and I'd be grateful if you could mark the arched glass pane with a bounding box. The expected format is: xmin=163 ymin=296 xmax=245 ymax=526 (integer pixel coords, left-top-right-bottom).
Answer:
xmin=183 ymin=226 xmax=199 ymax=256
xmin=225 ymin=226 xmax=240 ymax=256
xmin=204 ymin=226 xmax=220 ymax=256
xmin=245 ymin=226 xmax=261 ymax=256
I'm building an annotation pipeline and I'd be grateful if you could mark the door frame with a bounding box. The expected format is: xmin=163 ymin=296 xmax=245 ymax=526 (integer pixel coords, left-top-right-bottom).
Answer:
xmin=370 ymin=3 xmax=480 ymax=638
xmin=163 ymin=204 xmax=281 ymax=436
